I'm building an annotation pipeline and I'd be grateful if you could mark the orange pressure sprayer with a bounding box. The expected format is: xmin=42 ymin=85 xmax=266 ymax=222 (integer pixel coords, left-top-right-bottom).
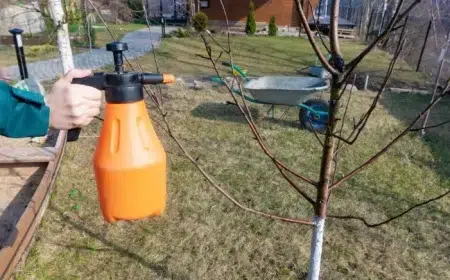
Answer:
xmin=69 ymin=42 xmax=174 ymax=223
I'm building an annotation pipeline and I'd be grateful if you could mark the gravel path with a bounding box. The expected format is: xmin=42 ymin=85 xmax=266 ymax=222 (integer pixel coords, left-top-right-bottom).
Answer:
xmin=7 ymin=27 xmax=175 ymax=82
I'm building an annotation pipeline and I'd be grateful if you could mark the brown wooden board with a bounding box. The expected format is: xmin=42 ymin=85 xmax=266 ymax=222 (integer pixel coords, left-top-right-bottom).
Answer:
xmin=0 ymin=130 xmax=67 ymax=280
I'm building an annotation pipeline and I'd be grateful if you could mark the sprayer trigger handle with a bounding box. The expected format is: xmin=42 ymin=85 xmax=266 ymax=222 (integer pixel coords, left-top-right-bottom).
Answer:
xmin=67 ymin=128 xmax=82 ymax=142
xmin=68 ymin=73 xmax=105 ymax=142
xmin=72 ymin=73 xmax=106 ymax=90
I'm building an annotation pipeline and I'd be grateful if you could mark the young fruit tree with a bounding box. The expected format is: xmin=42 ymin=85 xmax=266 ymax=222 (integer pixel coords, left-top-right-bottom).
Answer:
xmin=173 ymin=0 xmax=449 ymax=279
xmin=87 ymin=0 xmax=449 ymax=279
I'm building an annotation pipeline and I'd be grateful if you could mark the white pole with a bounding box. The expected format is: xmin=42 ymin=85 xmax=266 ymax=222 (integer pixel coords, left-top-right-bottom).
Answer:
xmin=48 ymin=0 xmax=74 ymax=74
xmin=307 ymin=216 xmax=326 ymax=280
xmin=324 ymin=0 xmax=329 ymax=17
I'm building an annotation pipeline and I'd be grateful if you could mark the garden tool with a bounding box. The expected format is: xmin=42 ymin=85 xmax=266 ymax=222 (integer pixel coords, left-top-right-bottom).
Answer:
xmin=69 ymin=41 xmax=174 ymax=223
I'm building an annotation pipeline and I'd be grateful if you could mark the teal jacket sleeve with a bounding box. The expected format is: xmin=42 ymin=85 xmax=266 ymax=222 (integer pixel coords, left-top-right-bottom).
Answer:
xmin=0 ymin=81 xmax=50 ymax=138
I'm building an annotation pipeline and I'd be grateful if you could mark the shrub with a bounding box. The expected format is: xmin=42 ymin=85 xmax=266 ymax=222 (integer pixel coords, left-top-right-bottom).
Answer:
xmin=169 ymin=28 xmax=192 ymax=38
xmin=192 ymin=11 xmax=208 ymax=32
xmin=268 ymin=16 xmax=277 ymax=36
xmin=25 ymin=45 xmax=58 ymax=57
xmin=68 ymin=24 xmax=80 ymax=34
xmin=245 ymin=1 xmax=256 ymax=35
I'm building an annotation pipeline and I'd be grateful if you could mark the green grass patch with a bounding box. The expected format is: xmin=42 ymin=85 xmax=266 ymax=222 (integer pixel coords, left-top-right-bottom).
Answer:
xmin=134 ymin=36 xmax=430 ymax=89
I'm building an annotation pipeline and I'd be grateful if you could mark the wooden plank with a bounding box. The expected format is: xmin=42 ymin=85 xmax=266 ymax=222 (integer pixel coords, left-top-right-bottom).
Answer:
xmin=0 ymin=131 xmax=67 ymax=280
xmin=0 ymin=147 xmax=57 ymax=164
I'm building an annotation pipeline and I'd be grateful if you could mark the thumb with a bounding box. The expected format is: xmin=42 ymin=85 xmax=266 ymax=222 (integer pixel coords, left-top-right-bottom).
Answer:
xmin=63 ymin=69 xmax=93 ymax=83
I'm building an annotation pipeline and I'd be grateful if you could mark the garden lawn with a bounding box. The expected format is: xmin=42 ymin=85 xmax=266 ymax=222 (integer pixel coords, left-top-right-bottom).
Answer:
xmin=13 ymin=35 xmax=449 ymax=279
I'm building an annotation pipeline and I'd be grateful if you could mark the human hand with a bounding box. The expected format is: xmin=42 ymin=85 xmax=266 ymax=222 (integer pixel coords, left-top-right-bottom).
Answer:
xmin=0 ymin=67 xmax=11 ymax=83
xmin=46 ymin=69 xmax=102 ymax=130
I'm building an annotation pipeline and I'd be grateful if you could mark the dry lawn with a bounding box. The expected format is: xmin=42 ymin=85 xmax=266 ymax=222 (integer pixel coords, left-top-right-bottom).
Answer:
xmin=12 ymin=35 xmax=450 ymax=279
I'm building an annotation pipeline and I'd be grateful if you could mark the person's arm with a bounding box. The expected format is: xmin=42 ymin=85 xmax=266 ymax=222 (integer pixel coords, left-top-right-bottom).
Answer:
xmin=0 ymin=81 xmax=50 ymax=138
xmin=0 ymin=68 xmax=102 ymax=138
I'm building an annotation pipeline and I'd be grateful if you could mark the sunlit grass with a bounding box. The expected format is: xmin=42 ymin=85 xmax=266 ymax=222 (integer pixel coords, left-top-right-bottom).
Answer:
xmin=13 ymin=35 xmax=449 ymax=279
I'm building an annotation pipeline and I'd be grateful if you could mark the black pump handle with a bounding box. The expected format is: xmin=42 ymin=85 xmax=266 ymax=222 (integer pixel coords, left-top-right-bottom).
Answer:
xmin=67 ymin=74 xmax=106 ymax=142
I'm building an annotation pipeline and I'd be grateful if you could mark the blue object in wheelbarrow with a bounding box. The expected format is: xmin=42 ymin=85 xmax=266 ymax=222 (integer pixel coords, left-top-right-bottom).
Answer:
xmin=242 ymin=76 xmax=330 ymax=133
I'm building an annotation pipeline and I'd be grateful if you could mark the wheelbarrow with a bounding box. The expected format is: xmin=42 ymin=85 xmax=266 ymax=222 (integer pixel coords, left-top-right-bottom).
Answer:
xmin=238 ymin=76 xmax=330 ymax=133
xmin=212 ymin=63 xmax=330 ymax=133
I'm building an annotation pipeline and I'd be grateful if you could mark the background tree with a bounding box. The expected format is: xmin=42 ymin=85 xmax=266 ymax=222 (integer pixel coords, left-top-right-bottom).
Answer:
xmin=268 ymin=16 xmax=277 ymax=36
xmin=245 ymin=1 xmax=256 ymax=35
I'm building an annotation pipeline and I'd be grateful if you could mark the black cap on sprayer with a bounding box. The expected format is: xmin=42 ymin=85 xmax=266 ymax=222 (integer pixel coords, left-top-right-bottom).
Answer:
xmin=67 ymin=41 xmax=174 ymax=141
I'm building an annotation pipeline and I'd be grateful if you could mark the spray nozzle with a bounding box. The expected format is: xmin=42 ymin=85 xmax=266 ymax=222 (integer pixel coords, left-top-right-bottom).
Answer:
xmin=106 ymin=42 xmax=128 ymax=74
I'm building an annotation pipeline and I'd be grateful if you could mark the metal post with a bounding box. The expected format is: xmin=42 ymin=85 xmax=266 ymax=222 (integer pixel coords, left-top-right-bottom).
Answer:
xmin=9 ymin=28 xmax=28 ymax=80
xmin=416 ymin=18 xmax=433 ymax=72
xmin=161 ymin=17 xmax=166 ymax=37
xmin=364 ymin=75 xmax=369 ymax=91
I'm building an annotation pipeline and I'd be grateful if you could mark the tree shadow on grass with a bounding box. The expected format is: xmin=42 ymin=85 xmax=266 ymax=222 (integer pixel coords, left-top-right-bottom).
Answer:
xmin=191 ymin=102 xmax=262 ymax=124
xmin=191 ymin=102 xmax=303 ymax=130
xmin=48 ymin=204 xmax=185 ymax=279
xmin=380 ymin=91 xmax=450 ymax=179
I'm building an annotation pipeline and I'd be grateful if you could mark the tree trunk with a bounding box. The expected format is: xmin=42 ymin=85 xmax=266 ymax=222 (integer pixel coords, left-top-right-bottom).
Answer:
xmin=307 ymin=76 xmax=342 ymax=279
xmin=308 ymin=216 xmax=326 ymax=280
xmin=48 ymin=0 xmax=74 ymax=74
xmin=359 ymin=0 xmax=373 ymax=38
xmin=378 ymin=0 xmax=388 ymax=36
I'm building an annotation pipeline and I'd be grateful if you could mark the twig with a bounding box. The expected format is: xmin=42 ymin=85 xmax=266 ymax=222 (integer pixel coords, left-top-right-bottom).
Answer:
xmin=201 ymin=35 xmax=317 ymax=202
xmin=136 ymin=1 xmax=315 ymax=223
xmin=73 ymin=0 xmax=316 ymax=226
xmin=309 ymin=119 xmax=325 ymax=148
xmin=333 ymin=27 xmax=407 ymax=145
xmin=410 ymin=120 xmax=450 ymax=131
xmin=308 ymin=1 xmax=331 ymax=54
xmin=333 ymin=74 xmax=356 ymax=161
xmin=148 ymin=91 xmax=314 ymax=225
xmin=330 ymin=91 xmax=449 ymax=191
xmin=329 ymin=188 xmax=450 ymax=227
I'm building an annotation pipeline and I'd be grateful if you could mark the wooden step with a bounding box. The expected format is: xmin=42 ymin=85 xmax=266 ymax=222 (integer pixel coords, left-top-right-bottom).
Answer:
xmin=0 ymin=147 xmax=57 ymax=164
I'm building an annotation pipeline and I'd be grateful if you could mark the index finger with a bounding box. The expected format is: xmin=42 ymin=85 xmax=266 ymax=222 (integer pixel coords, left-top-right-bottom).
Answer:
xmin=62 ymin=69 xmax=93 ymax=83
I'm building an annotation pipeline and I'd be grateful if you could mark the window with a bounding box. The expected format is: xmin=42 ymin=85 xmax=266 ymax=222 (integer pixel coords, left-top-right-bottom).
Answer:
xmin=200 ymin=0 xmax=209 ymax=8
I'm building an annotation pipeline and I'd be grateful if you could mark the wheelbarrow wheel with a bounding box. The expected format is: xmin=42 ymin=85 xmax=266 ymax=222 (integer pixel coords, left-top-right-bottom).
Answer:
xmin=299 ymin=99 xmax=329 ymax=134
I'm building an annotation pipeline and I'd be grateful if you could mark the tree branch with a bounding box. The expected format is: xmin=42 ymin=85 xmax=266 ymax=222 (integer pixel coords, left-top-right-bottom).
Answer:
xmin=158 ymin=108 xmax=314 ymax=226
xmin=200 ymin=34 xmax=318 ymax=202
xmin=330 ymin=0 xmax=342 ymax=57
xmin=329 ymin=188 xmax=450 ymax=227
xmin=330 ymin=90 xmax=449 ymax=191
xmin=333 ymin=29 xmax=407 ymax=145
xmin=81 ymin=0 xmax=317 ymax=228
xmin=294 ymin=0 xmax=338 ymax=75
xmin=410 ymin=120 xmax=450 ymax=131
